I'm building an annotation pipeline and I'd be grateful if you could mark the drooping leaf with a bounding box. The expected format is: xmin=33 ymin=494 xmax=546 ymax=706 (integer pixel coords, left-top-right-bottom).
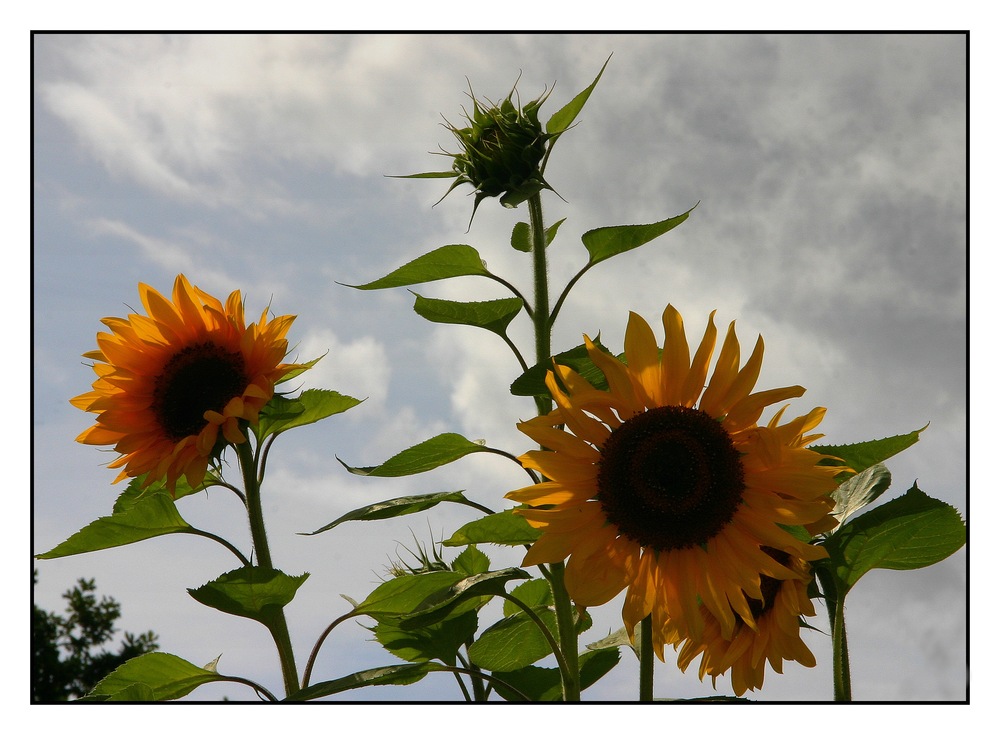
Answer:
xmin=397 ymin=568 xmax=532 ymax=630
xmin=510 ymin=337 xmax=612 ymax=397
xmin=338 ymin=433 xmax=492 ymax=477
xmin=374 ymin=610 xmax=479 ymax=666
xmin=79 ymin=652 xmax=227 ymax=702
xmin=411 ymin=293 xmax=523 ymax=338
xmin=36 ymin=493 xmax=191 ymax=559
xmin=343 ymin=244 xmax=489 ymax=290
xmin=490 ymin=648 xmax=621 ymax=702
xmin=353 ymin=571 xmax=467 ymax=623
xmin=187 ymin=567 xmax=309 ymax=626
xmin=580 ymin=207 xmax=694 ymax=267
xmin=287 ymin=663 xmax=446 ymax=701
xmin=443 ymin=509 xmax=542 ymax=547
xmin=257 ymin=389 xmax=363 ymax=438
xmin=822 ymin=483 xmax=966 ymax=593
xmin=468 ymin=606 xmax=558 ymax=671
xmin=812 ymin=425 xmax=926 ymax=475
xmin=303 ymin=491 xmax=478 ymax=536
xmin=545 ymin=55 xmax=611 ymax=136
xmin=830 ymin=464 xmax=893 ymax=530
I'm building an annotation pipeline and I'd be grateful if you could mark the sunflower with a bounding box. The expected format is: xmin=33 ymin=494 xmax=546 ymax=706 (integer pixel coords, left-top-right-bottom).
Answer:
xmin=506 ymin=305 xmax=841 ymax=658
xmin=72 ymin=274 xmax=301 ymax=491
xmin=673 ymin=551 xmax=820 ymax=696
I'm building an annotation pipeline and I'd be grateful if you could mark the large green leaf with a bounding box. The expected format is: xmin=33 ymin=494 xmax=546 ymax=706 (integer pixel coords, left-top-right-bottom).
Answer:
xmin=339 ymin=433 xmax=491 ymax=477
xmin=187 ymin=567 xmax=309 ymax=626
xmin=397 ymin=568 xmax=532 ymax=630
xmin=468 ymin=606 xmax=558 ymax=672
xmin=503 ymin=578 xmax=553 ymax=617
xmin=257 ymin=389 xmax=363 ymax=438
xmin=344 ymin=244 xmax=489 ymax=290
xmin=822 ymin=483 xmax=966 ymax=593
xmin=490 ymin=648 xmax=621 ymax=702
xmin=374 ymin=610 xmax=479 ymax=666
xmin=79 ymin=652 xmax=227 ymax=701
xmin=287 ymin=663 xmax=445 ymax=701
xmin=443 ymin=509 xmax=542 ymax=547
xmin=812 ymin=425 xmax=926 ymax=475
xmin=36 ymin=492 xmax=191 ymax=559
xmin=303 ymin=491 xmax=478 ymax=536
xmin=545 ymin=55 xmax=611 ymax=136
xmin=353 ymin=571 xmax=467 ymax=623
xmin=580 ymin=207 xmax=694 ymax=267
xmin=411 ymin=293 xmax=523 ymax=337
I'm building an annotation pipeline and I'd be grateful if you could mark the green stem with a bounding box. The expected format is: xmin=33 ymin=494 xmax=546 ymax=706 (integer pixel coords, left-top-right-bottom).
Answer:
xmin=527 ymin=192 xmax=580 ymax=701
xmin=639 ymin=614 xmax=654 ymax=701
xmin=832 ymin=595 xmax=852 ymax=701
xmin=235 ymin=440 xmax=300 ymax=698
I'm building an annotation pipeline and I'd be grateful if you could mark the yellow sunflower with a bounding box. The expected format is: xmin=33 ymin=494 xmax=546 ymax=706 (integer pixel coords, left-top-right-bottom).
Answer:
xmin=506 ymin=305 xmax=841 ymax=657
xmin=673 ymin=552 xmax=820 ymax=696
xmin=72 ymin=274 xmax=300 ymax=491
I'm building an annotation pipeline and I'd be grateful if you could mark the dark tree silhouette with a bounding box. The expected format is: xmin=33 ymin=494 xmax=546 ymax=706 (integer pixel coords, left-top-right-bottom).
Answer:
xmin=32 ymin=571 xmax=159 ymax=702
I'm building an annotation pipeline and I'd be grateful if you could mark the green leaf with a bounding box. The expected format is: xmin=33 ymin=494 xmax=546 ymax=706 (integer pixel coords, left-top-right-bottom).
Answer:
xmin=344 ymin=244 xmax=489 ymax=290
xmin=452 ymin=545 xmax=491 ymax=577
xmin=353 ymin=571 xmax=467 ymax=623
xmin=36 ymin=492 xmax=191 ymax=559
xmin=80 ymin=652 xmax=226 ymax=701
xmin=277 ymin=353 xmax=325 ymax=384
xmin=468 ymin=606 xmax=558 ymax=671
xmin=822 ymin=483 xmax=966 ymax=593
xmin=490 ymin=648 xmax=621 ymax=702
xmin=302 ymin=491 xmax=477 ymax=536
xmin=398 ymin=568 xmax=532 ymax=630
xmin=339 ymin=433 xmax=491 ymax=477
xmin=510 ymin=337 xmax=612 ymax=397
xmin=812 ymin=425 xmax=926 ymax=474
xmin=374 ymin=610 xmax=479 ymax=666
xmin=111 ymin=474 xmax=204 ymax=514
xmin=830 ymin=464 xmax=893 ymax=530
xmin=545 ymin=55 xmax=611 ymax=136
xmin=545 ymin=217 xmax=567 ymax=246
xmin=511 ymin=221 xmax=531 ymax=252
xmin=411 ymin=293 xmax=523 ymax=338
xmin=187 ymin=567 xmax=309 ymax=626
xmin=443 ymin=509 xmax=542 ymax=547
xmin=257 ymin=389 xmax=363 ymax=438
xmin=503 ymin=578 xmax=553 ymax=617
xmin=389 ymin=171 xmax=459 ymax=180
xmin=580 ymin=206 xmax=694 ymax=267
xmin=287 ymin=663 xmax=446 ymax=701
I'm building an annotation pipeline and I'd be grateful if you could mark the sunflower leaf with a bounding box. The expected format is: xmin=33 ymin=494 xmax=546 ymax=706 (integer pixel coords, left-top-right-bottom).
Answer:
xmin=36 ymin=493 xmax=192 ymax=559
xmin=468 ymin=606 xmax=558 ymax=672
xmin=302 ymin=491 xmax=480 ymax=536
xmin=580 ymin=206 xmax=695 ymax=267
xmin=510 ymin=336 xmax=612 ymax=397
xmin=338 ymin=433 xmax=492 ymax=477
xmin=78 ymin=652 xmax=227 ymax=702
xmin=187 ymin=567 xmax=309 ymax=626
xmin=829 ymin=464 xmax=893 ymax=531
xmin=373 ymin=610 xmax=479 ymax=666
xmin=511 ymin=221 xmax=531 ymax=252
xmin=287 ymin=663 xmax=446 ymax=701
xmin=257 ymin=389 xmax=363 ymax=438
xmin=397 ymin=568 xmax=532 ymax=631
xmin=343 ymin=244 xmax=490 ymax=290
xmin=811 ymin=424 xmax=927 ymax=475
xmin=545 ymin=54 xmax=611 ymax=136
xmin=353 ymin=571 xmax=467 ymax=623
xmin=821 ymin=483 xmax=966 ymax=593
xmin=490 ymin=648 xmax=621 ymax=702
xmin=443 ymin=509 xmax=542 ymax=547
xmin=411 ymin=292 xmax=523 ymax=337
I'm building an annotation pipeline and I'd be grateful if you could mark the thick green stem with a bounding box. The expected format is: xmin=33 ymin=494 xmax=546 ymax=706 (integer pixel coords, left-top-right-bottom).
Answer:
xmin=832 ymin=596 xmax=852 ymax=702
xmin=236 ymin=441 xmax=300 ymax=698
xmin=639 ymin=615 xmax=654 ymax=701
xmin=527 ymin=192 xmax=580 ymax=701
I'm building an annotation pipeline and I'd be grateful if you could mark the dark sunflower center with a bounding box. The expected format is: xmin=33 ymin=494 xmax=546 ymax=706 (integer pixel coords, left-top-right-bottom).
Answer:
xmin=153 ymin=342 xmax=248 ymax=440
xmin=596 ymin=405 xmax=745 ymax=551
xmin=746 ymin=548 xmax=791 ymax=620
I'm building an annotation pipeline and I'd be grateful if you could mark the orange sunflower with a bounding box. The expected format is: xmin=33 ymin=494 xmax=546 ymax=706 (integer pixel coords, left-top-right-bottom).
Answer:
xmin=673 ymin=552 xmax=820 ymax=696
xmin=506 ymin=305 xmax=841 ymax=658
xmin=72 ymin=274 xmax=301 ymax=491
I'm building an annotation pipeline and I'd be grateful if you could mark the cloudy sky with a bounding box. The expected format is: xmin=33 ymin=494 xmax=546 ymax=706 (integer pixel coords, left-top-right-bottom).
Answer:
xmin=32 ymin=33 xmax=967 ymax=703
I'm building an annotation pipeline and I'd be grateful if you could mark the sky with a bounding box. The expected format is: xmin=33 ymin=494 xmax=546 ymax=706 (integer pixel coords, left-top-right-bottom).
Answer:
xmin=31 ymin=33 xmax=969 ymax=704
